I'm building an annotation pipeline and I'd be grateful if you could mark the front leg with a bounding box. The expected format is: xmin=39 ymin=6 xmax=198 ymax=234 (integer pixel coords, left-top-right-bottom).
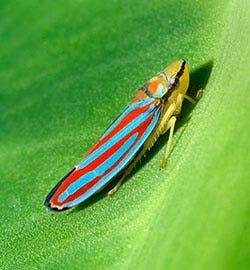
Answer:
xmin=174 ymin=89 xmax=203 ymax=115
xmin=160 ymin=90 xmax=202 ymax=168
xmin=160 ymin=116 xmax=177 ymax=169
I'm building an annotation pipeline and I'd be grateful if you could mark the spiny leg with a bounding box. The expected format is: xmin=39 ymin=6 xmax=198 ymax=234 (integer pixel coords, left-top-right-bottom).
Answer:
xmin=159 ymin=90 xmax=201 ymax=169
xmin=159 ymin=90 xmax=203 ymax=168
xmin=107 ymin=166 xmax=133 ymax=197
xmin=160 ymin=116 xmax=176 ymax=169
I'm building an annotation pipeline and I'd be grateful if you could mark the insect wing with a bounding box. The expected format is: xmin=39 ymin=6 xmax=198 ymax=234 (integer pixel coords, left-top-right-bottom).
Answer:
xmin=45 ymin=97 xmax=161 ymax=211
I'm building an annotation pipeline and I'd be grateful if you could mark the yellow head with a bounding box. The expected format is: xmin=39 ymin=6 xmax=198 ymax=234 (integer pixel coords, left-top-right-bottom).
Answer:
xmin=144 ymin=60 xmax=189 ymax=100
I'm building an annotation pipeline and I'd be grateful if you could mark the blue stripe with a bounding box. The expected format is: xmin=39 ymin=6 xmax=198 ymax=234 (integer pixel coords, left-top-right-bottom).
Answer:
xmin=76 ymin=100 xmax=156 ymax=170
xmin=58 ymin=133 xmax=138 ymax=203
xmin=63 ymin=107 xmax=161 ymax=208
xmin=100 ymin=98 xmax=154 ymax=139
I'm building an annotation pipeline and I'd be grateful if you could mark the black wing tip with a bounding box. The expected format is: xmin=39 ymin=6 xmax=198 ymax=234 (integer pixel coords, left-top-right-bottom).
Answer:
xmin=44 ymin=167 xmax=76 ymax=213
xmin=44 ymin=199 xmax=71 ymax=213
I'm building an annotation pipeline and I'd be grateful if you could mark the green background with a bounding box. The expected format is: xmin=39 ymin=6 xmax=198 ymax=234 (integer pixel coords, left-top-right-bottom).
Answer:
xmin=1 ymin=0 xmax=249 ymax=269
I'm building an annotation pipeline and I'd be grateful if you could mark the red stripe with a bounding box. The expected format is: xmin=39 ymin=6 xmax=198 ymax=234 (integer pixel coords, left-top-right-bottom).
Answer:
xmin=50 ymin=110 xmax=155 ymax=207
xmin=85 ymin=101 xmax=155 ymax=155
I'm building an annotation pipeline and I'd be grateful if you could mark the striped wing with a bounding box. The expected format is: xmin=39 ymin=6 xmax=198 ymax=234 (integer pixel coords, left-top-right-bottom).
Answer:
xmin=45 ymin=98 xmax=161 ymax=211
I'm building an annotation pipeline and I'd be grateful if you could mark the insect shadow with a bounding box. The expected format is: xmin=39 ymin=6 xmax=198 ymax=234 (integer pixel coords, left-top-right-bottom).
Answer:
xmin=73 ymin=60 xmax=214 ymax=214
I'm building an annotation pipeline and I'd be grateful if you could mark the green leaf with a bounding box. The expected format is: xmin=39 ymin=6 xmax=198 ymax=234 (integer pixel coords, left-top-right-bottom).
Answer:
xmin=1 ymin=1 xmax=249 ymax=269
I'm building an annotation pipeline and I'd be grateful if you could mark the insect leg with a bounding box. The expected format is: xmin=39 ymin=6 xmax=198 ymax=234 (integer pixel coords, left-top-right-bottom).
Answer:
xmin=160 ymin=89 xmax=203 ymax=168
xmin=107 ymin=168 xmax=132 ymax=197
xmin=159 ymin=116 xmax=177 ymax=169
xmin=183 ymin=88 xmax=203 ymax=105
xmin=159 ymin=91 xmax=196 ymax=168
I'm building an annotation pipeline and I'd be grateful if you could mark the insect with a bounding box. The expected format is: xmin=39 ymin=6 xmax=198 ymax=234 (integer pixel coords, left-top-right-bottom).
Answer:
xmin=45 ymin=60 xmax=200 ymax=212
